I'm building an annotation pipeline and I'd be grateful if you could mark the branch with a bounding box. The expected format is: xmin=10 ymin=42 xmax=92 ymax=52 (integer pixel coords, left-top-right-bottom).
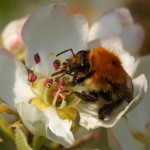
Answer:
xmin=60 ymin=131 xmax=101 ymax=150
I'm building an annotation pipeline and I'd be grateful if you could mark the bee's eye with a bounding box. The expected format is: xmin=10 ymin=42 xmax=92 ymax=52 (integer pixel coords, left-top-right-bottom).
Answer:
xmin=77 ymin=62 xmax=89 ymax=73
xmin=77 ymin=66 xmax=86 ymax=72
xmin=77 ymin=51 xmax=90 ymax=73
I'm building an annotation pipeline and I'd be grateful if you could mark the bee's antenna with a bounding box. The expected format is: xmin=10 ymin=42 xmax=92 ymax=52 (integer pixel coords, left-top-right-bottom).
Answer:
xmin=56 ymin=70 xmax=73 ymax=80
xmin=56 ymin=49 xmax=75 ymax=57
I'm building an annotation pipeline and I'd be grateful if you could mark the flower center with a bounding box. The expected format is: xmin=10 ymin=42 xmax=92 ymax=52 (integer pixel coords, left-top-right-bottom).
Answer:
xmin=29 ymin=76 xmax=70 ymax=110
xmin=27 ymin=53 xmax=78 ymax=127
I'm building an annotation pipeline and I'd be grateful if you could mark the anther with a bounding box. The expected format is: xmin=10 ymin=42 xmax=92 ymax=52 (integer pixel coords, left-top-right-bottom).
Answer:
xmin=34 ymin=53 xmax=41 ymax=64
xmin=53 ymin=59 xmax=61 ymax=70
xmin=44 ymin=79 xmax=53 ymax=88
xmin=28 ymin=73 xmax=37 ymax=82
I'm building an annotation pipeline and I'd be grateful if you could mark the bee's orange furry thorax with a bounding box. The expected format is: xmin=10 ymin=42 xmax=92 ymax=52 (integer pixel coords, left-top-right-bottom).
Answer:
xmin=88 ymin=47 xmax=127 ymax=84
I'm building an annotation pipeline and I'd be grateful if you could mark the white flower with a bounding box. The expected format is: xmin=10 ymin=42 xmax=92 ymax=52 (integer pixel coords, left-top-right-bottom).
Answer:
xmin=72 ymin=7 xmax=146 ymax=130
xmin=0 ymin=3 xmax=147 ymax=148
xmin=75 ymin=37 xmax=147 ymax=130
xmin=0 ymin=3 xmax=88 ymax=147
xmin=1 ymin=17 xmax=27 ymax=58
xmin=88 ymin=8 xmax=144 ymax=55
xmin=107 ymin=55 xmax=150 ymax=150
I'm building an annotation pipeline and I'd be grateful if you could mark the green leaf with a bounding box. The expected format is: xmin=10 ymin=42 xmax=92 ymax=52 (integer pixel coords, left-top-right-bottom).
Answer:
xmin=32 ymin=136 xmax=45 ymax=150
xmin=15 ymin=127 xmax=33 ymax=150
xmin=0 ymin=128 xmax=16 ymax=150
xmin=0 ymin=117 xmax=14 ymax=140
xmin=0 ymin=115 xmax=16 ymax=150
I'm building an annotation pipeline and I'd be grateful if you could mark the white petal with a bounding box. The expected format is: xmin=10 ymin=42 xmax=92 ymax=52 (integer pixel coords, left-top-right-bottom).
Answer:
xmin=16 ymin=103 xmax=74 ymax=148
xmin=75 ymin=103 xmax=102 ymax=130
xmin=1 ymin=17 xmax=27 ymax=51
xmin=99 ymin=36 xmax=124 ymax=53
xmin=76 ymin=74 xmax=147 ymax=129
xmin=128 ymin=74 xmax=147 ymax=111
xmin=44 ymin=108 xmax=74 ymax=147
xmin=88 ymin=8 xmax=133 ymax=42
xmin=110 ymin=57 xmax=150 ymax=149
xmin=107 ymin=129 xmax=122 ymax=150
xmin=111 ymin=119 xmax=143 ymax=150
xmin=88 ymin=37 xmax=136 ymax=77
xmin=126 ymin=56 xmax=150 ymax=131
xmin=133 ymin=55 xmax=150 ymax=79
xmin=121 ymin=24 xmax=144 ymax=54
xmin=22 ymin=4 xmax=88 ymax=76
xmin=0 ymin=48 xmax=34 ymax=106
xmin=88 ymin=36 xmax=123 ymax=52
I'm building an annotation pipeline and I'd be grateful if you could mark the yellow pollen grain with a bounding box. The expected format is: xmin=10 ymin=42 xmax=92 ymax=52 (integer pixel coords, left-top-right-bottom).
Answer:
xmin=34 ymin=80 xmax=45 ymax=89
xmin=31 ymin=98 xmax=49 ymax=110
xmin=132 ymin=132 xmax=145 ymax=144
xmin=57 ymin=107 xmax=77 ymax=120
xmin=57 ymin=108 xmax=77 ymax=130
xmin=49 ymin=52 xmax=56 ymax=56
xmin=32 ymin=81 xmax=37 ymax=88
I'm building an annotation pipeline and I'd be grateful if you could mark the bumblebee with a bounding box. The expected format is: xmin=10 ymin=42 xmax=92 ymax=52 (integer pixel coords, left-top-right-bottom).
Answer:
xmin=52 ymin=47 xmax=133 ymax=120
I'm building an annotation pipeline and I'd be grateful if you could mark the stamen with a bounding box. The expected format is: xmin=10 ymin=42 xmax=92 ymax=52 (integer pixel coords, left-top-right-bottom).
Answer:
xmin=61 ymin=89 xmax=69 ymax=93
xmin=58 ymin=95 xmax=66 ymax=109
xmin=55 ymin=78 xmax=60 ymax=84
xmin=52 ymin=89 xmax=61 ymax=106
xmin=44 ymin=79 xmax=53 ymax=88
xmin=28 ymin=73 xmax=37 ymax=82
xmin=29 ymin=83 xmax=41 ymax=98
xmin=52 ymin=90 xmax=63 ymax=100
xmin=34 ymin=53 xmax=41 ymax=64
xmin=53 ymin=59 xmax=61 ymax=70
xmin=43 ymin=87 xmax=50 ymax=105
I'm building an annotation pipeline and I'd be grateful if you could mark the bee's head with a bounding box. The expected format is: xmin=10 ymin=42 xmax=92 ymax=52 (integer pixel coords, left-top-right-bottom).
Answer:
xmin=52 ymin=49 xmax=90 ymax=79
xmin=66 ymin=50 xmax=90 ymax=76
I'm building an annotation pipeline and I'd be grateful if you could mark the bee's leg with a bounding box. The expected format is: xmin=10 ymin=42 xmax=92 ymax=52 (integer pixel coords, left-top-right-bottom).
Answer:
xmin=98 ymin=99 xmax=123 ymax=120
xmin=66 ymin=81 xmax=77 ymax=86
xmin=98 ymin=104 xmax=113 ymax=120
xmin=66 ymin=71 xmax=95 ymax=86
xmin=71 ymin=91 xmax=98 ymax=102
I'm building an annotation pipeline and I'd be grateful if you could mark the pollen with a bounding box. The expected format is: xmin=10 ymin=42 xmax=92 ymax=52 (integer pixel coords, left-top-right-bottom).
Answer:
xmin=53 ymin=59 xmax=61 ymax=70
xmin=44 ymin=79 xmax=53 ymax=88
xmin=34 ymin=53 xmax=41 ymax=64
xmin=31 ymin=98 xmax=48 ymax=110
xmin=28 ymin=73 xmax=37 ymax=82
xmin=57 ymin=107 xmax=77 ymax=130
